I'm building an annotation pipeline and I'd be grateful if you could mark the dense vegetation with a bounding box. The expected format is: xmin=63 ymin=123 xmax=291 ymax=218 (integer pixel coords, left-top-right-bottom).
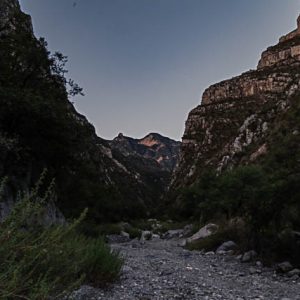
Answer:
xmin=172 ymin=94 xmax=300 ymax=265
xmin=0 ymin=7 xmax=150 ymax=222
xmin=0 ymin=177 xmax=122 ymax=299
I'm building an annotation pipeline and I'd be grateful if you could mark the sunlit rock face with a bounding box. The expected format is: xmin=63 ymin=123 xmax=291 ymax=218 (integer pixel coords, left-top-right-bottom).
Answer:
xmin=170 ymin=15 xmax=300 ymax=191
xmin=258 ymin=16 xmax=300 ymax=69
xmin=110 ymin=133 xmax=180 ymax=172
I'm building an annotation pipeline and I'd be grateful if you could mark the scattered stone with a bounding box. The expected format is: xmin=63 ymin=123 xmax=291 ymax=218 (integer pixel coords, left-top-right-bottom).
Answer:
xmin=256 ymin=261 xmax=263 ymax=268
xmin=216 ymin=250 xmax=227 ymax=255
xmin=249 ymin=267 xmax=261 ymax=275
xmin=178 ymin=239 xmax=187 ymax=247
xmin=122 ymin=266 xmax=133 ymax=274
xmin=69 ymin=238 xmax=300 ymax=300
xmin=106 ymin=234 xmax=130 ymax=244
xmin=162 ymin=229 xmax=184 ymax=240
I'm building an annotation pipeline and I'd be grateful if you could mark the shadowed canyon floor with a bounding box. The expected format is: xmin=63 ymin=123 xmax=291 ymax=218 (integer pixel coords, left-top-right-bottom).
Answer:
xmin=71 ymin=239 xmax=300 ymax=300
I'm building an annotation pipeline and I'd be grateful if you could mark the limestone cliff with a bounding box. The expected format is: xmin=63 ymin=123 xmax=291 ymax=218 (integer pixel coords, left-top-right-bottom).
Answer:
xmin=170 ymin=15 xmax=300 ymax=192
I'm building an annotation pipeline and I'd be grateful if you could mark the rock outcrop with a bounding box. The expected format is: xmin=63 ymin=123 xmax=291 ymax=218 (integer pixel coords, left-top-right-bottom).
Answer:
xmin=170 ymin=15 xmax=300 ymax=191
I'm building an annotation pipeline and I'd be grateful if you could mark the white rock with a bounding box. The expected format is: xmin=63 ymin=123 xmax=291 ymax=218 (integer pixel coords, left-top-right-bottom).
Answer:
xmin=216 ymin=241 xmax=237 ymax=253
xmin=241 ymin=250 xmax=257 ymax=263
xmin=140 ymin=230 xmax=152 ymax=241
xmin=187 ymin=223 xmax=218 ymax=243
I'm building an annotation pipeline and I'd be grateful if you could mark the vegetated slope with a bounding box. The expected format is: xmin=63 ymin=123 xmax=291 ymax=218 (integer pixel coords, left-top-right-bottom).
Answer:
xmin=109 ymin=133 xmax=180 ymax=207
xmin=0 ymin=0 xmax=175 ymax=222
xmin=168 ymin=15 xmax=300 ymax=263
xmin=110 ymin=133 xmax=180 ymax=172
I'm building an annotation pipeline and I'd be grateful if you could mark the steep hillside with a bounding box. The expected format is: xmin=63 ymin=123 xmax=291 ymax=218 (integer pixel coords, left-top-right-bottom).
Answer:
xmin=110 ymin=133 xmax=180 ymax=172
xmin=170 ymin=15 xmax=300 ymax=193
xmin=0 ymin=0 xmax=168 ymax=221
xmin=108 ymin=133 xmax=180 ymax=208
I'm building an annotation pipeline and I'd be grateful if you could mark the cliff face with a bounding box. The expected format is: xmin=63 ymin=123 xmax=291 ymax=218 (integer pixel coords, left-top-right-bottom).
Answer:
xmin=0 ymin=0 xmax=166 ymax=221
xmin=170 ymin=16 xmax=300 ymax=191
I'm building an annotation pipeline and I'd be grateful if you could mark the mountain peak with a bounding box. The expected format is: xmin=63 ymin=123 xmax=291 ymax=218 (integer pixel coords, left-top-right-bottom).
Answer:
xmin=110 ymin=133 xmax=180 ymax=171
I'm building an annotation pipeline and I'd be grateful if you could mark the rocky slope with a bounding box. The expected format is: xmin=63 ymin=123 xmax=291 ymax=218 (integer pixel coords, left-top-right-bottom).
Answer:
xmin=109 ymin=133 xmax=180 ymax=172
xmin=108 ymin=133 xmax=180 ymax=212
xmin=170 ymin=15 xmax=300 ymax=192
xmin=0 ymin=0 xmax=174 ymax=221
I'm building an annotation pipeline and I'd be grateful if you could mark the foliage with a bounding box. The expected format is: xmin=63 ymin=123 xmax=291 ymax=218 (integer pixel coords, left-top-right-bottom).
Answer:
xmin=0 ymin=178 xmax=122 ymax=299
xmin=0 ymin=8 xmax=150 ymax=222
xmin=173 ymin=94 xmax=300 ymax=263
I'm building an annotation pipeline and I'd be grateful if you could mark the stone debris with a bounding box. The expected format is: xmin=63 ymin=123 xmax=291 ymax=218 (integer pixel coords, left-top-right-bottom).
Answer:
xmin=69 ymin=239 xmax=300 ymax=300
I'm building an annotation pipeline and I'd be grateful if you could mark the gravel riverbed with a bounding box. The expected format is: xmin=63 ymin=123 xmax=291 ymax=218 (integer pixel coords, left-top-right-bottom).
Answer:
xmin=71 ymin=239 xmax=300 ymax=300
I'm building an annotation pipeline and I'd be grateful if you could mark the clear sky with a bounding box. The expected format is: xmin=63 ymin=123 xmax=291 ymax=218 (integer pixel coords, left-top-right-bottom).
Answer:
xmin=19 ymin=0 xmax=300 ymax=141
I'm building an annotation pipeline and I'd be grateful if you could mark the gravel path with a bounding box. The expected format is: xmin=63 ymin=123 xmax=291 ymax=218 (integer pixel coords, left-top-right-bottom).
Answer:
xmin=71 ymin=239 xmax=300 ymax=300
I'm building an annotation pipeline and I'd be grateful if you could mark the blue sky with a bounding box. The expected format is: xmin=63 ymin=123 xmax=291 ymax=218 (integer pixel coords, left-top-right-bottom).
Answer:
xmin=19 ymin=0 xmax=300 ymax=140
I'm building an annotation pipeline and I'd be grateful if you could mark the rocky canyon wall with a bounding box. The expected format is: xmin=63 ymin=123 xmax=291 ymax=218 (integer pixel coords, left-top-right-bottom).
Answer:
xmin=170 ymin=15 xmax=300 ymax=192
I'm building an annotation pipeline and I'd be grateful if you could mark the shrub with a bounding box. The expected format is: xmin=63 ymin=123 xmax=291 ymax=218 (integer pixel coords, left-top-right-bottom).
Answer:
xmin=0 ymin=178 xmax=122 ymax=299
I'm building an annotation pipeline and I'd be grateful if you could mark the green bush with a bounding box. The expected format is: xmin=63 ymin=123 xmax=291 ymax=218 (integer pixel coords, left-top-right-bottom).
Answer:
xmin=126 ymin=226 xmax=142 ymax=239
xmin=0 ymin=178 xmax=122 ymax=299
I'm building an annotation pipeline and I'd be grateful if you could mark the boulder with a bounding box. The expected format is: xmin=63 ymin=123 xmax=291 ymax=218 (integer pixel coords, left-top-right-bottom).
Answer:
xmin=106 ymin=234 xmax=130 ymax=244
xmin=216 ymin=241 xmax=237 ymax=254
xmin=178 ymin=239 xmax=187 ymax=247
xmin=183 ymin=224 xmax=193 ymax=236
xmin=241 ymin=250 xmax=257 ymax=263
xmin=140 ymin=230 xmax=152 ymax=241
xmin=120 ymin=231 xmax=130 ymax=239
xmin=276 ymin=261 xmax=293 ymax=273
xmin=152 ymin=234 xmax=160 ymax=240
xmin=287 ymin=269 xmax=300 ymax=277
xmin=249 ymin=267 xmax=258 ymax=275
xmin=205 ymin=251 xmax=215 ymax=256
xmin=187 ymin=223 xmax=218 ymax=243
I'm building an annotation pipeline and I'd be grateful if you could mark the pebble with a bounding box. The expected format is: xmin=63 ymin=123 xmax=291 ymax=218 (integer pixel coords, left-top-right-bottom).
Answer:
xmin=69 ymin=239 xmax=300 ymax=300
